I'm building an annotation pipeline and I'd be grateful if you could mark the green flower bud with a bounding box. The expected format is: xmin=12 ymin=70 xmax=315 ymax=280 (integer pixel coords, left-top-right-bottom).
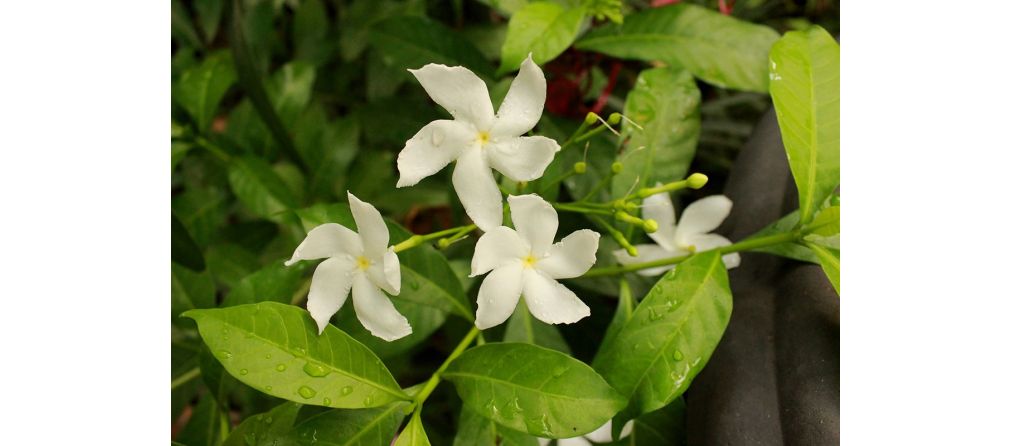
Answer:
xmin=642 ymin=219 xmax=659 ymax=233
xmin=584 ymin=112 xmax=599 ymax=125
xmin=610 ymin=162 xmax=623 ymax=174
xmin=574 ymin=161 xmax=587 ymax=174
xmin=687 ymin=173 xmax=708 ymax=189
xmin=607 ymin=112 xmax=622 ymax=125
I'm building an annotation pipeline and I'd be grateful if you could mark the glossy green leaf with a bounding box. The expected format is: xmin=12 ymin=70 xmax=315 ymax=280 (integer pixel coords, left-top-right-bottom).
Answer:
xmin=200 ymin=345 xmax=236 ymax=406
xmin=177 ymin=396 xmax=228 ymax=446
xmin=611 ymin=66 xmax=700 ymax=198
xmin=499 ymin=3 xmax=586 ymax=74
xmin=454 ymin=404 xmax=540 ymax=446
xmin=593 ymin=251 xmax=732 ymax=420
xmin=222 ymin=260 xmax=308 ymax=307
xmin=503 ymin=299 xmax=571 ymax=354
xmin=172 ymin=262 xmax=216 ymax=326
xmin=769 ymin=26 xmax=840 ymax=224
xmin=184 ymin=302 xmax=410 ymax=408
xmin=806 ymin=242 xmax=840 ymax=294
xmin=222 ymin=402 xmax=302 ymax=446
xmin=807 ymin=205 xmax=840 ymax=237
xmin=292 ymin=402 xmax=411 ymax=446
xmin=194 ymin=0 xmax=224 ymax=44
xmin=228 ymin=156 xmax=298 ymax=221
xmin=443 ymin=343 xmax=626 ymax=438
xmin=175 ymin=51 xmax=236 ymax=132
xmin=597 ymin=278 xmax=637 ymax=359
xmin=268 ymin=62 xmax=316 ymax=128
xmin=370 ymin=16 xmax=494 ymax=78
xmin=623 ymin=397 xmax=686 ymax=445
xmin=576 ymin=4 xmax=780 ymax=92
xmin=745 ymin=209 xmax=818 ymax=263
xmin=394 ymin=411 xmax=431 ymax=446
xmin=173 ymin=214 xmax=206 ymax=271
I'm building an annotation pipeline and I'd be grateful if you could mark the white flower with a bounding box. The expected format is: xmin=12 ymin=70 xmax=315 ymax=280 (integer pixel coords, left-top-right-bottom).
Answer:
xmin=538 ymin=420 xmax=633 ymax=445
xmin=614 ymin=188 xmax=741 ymax=276
xmin=285 ymin=192 xmax=411 ymax=341
xmin=470 ymin=194 xmax=600 ymax=330
xmin=396 ymin=55 xmax=560 ymax=232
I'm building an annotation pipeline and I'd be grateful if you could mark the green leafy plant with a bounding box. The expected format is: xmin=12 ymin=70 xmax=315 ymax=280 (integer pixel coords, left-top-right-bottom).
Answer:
xmin=172 ymin=1 xmax=839 ymax=444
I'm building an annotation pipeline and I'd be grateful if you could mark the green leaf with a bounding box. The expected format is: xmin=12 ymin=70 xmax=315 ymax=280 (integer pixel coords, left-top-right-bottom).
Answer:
xmin=370 ymin=15 xmax=494 ymax=78
xmin=576 ymin=4 xmax=780 ymax=92
xmin=611 ymin=66 xmax=700 ymax=198
xmin=744 ymin=210 xmax=818 ymax=263
xmin=172 ymin=0 xmax=203 ymax=49
xmin=172 ymin=340 xmax=202 ymax=421
xmin=807 ymin=204 xmax=840 ymax=237
xmin=624 ymin=397 xmax=686 ymax=445
xmin=292 ymin=402 xmax=411 ymax=446
xmin=184 ymin=302 xmax=410 ymax=408
xmin=193 ymin=0 xmax=224 ymax=44
xmin=173 ymin=214 xmax=206 ymax=271
xmin=293 ymin=111 xmax=359 ymax=199
xmin=393 ymin=411 xmax=431 ymax=446
xmin=172 ymin=262 xmax=216 ymax=326
xmin=294 ymin=0 xmax=338 ymax=66
xmin=499 ymin=3 xmax=586 ymax=74
xmin=268 ymin=62 xmax=316 ymax=128
xmin=228 ymin=156 xmax=298 ymax=221
xmin=593 ymin=251 xmax=732 ymax=420
xmin=222 ymin=402 xmax=302 ymax=446
xmin=222 ymin=261 xmax=308 ymax=307
xmin=768 ymin=26 xmax=840 ymax=224
xmin=172 ymin=141 xmax=195 ymax=172
xmin=175 ymin=51 xmax=236 ymax=132
xmin=454 ymin=404 xmax=540 ymax=446
xmin=504 ymin=299 xmax=571 ymax=354
xmin=444 ymin=343 xmax=626 ymax=438
xmin=177 ymin=396 xmax=228 ymax=446
xmin=597 ymin=278 xmax=637 ymax=359
xmin=806 ymin=242 xmax=840 ymax=294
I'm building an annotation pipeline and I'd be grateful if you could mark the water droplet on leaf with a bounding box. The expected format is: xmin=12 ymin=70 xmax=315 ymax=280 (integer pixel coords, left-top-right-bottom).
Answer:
xmin=239 ymin=369 xmax=248 ymax=375
xmin=297 ymin=386 xmax=317 ymax=399
xmin=276 ymin=364 xmax=287 ymax=372
xmin=341 ymin=386 xmax=353 ymax=396
xmin=303 ymin=362 xmax=330 ymax=377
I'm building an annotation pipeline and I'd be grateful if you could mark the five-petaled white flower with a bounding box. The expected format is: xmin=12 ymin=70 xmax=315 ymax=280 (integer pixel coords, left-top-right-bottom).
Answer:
xmin=396 ymin=55 xmax=560 ymax=232
xmin=538 ymin=420 xmax=633 ymax=446
xmin=470 ymin=194 xmax=600 ymax=330
xmin=613 ymin=188 xmax=740 ymax=276
xmin=285 ymin=192 xmax=412 ymax=341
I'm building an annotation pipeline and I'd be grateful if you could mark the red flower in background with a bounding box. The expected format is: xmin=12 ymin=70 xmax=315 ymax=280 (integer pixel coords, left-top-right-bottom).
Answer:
xmin=544 ymin=49 xmax=622 ymax=119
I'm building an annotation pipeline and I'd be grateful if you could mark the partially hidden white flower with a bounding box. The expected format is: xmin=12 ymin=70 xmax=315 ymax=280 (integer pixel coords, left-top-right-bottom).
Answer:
xmin=285 ymin=192 xmax=411 ymax=341
xmin=537 ymin=420 xmax=633 ymax=446
xmin=613 ymin=188 xmax=741 ymax=276
xmin=396 ymin=55 xmax=560 ymax=232
xmin=470 ymin=194 xmax=600 ymax=330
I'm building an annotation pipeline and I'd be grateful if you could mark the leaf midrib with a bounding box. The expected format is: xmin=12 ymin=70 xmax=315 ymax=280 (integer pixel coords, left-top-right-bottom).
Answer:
xmin=200 ymin=311 xmax=407 ymax=400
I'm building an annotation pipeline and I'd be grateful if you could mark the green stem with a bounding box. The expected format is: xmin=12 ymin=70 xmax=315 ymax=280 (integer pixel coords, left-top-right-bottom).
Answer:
xmin=582 ymin=231 xmax=802 ymax=277
xmin=393 ymin=225 xmax=477 ymax=253
xmin=589 ymin=215 xmax=636 ymax=256
xmin=552 ymin=203 xmax=614 ymax=216
xmin=536 ymin=168 xmax=576 ymax=193
xmin=410 ymin=326 xmax=481 ymax=411
xmin=561 ymin=125 xmax=610 ymax=150
xmin=171 ymin=367 xmax=202 ymax=390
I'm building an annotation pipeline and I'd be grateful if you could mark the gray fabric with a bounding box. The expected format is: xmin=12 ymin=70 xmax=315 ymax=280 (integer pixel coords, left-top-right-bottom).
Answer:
xmin=685 ymin=110 xmax=840 ymax=445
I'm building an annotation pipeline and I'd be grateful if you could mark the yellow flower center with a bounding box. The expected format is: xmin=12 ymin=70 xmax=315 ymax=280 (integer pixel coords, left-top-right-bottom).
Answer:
xmin=356 ymin=256 xmax=371 ymax=270
xmin=477 ymin=131 xmax=491 ymax=146
xmin=522 ymin=254 xmax=538 ymax=268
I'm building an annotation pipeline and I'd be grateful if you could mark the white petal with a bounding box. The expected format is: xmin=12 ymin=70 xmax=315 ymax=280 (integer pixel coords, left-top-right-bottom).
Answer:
xmin=583 ymin=420 xmax=634 ymax=442
xmin=557 ymin=437 xmax=591 ymax=446
xmin=522 ymin=269 xmax=590 ymax=325
xmin=675 ymin=195 xmax=732 ymax=244
xmin=537 ymin=438 xmax=552 ymax=446
xmin=612 ymin=244 xmax=685 ymax=277
xmin=286 ymin=223 xmax=362 ymax=266
xmin=507 ymin=194 xmax=558 ymax=257
xmin=475 ymin=261 xmax=524 ymax=330
xmin=487 ymin=135 xmax=559 ymax=182
xmin=348 ymin=192 xmax=390 ymax=260
xmin=396 ymin=119 xmax=478 ymax=188
xmin=689 ymin=233 xmax=741 ymax=270
xmin=491 ymin=55 xmax=546 ymax=137
xmin=471 ymin=226 xmax=528 ymax=277
xmin=536 ymin=229 xmax=600 ymax=279
xmin=641 ymin=186 xmax=678 ymax=251
xmin=306 ymin=256 xmax=357 ymax=334
xmin=351 ymin=274 xmax=412 ymax=341
xmin=452 ymin=149 xmax=503 ymax=231
xmin=409 ymin=64 xmax=494 ymax=130
xmin=367 ymin=249 xmax=401 ymax=295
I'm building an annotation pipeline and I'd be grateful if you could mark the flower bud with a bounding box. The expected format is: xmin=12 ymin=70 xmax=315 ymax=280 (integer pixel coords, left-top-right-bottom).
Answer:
xmin=573 ymin=161 xmax=587 ymax=174
xmin=584 ymin=112 xmax=599 ymax=125
xmin=607 ymin=112 xmax=622 ymax=125
xmin=437 ymin=238 xmax=451 ymax=249
xmin=642 ymin=219 xmax=659 ymax=233
xmin=610 ymin=162 xmax=623 ymax=174
xmin=686 ymin=173 xmax=708 ymax=189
